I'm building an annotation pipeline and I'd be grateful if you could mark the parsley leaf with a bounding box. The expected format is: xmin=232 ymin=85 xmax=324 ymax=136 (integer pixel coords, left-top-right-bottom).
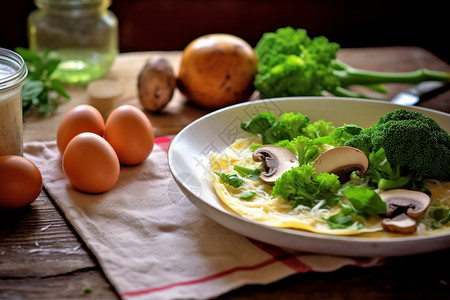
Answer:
xmin=214 ymin=172 xmax=244 ymax=188
xmin=15 ymin=47 xmax=70 ymax=115
xmin=430 ymin=207 xmax=450 ymax=229
xmin=341 ymin=184 xmax=387 ymax=218
xmin=326 ymin=213 xmax=354 ymax=229
xmin=239 ymin=191 xmax=256 ymax=200
xmin=325 ymin=203 xmax=363 ymax=230
xmin=233 ymin=165 xmax=261 ymax=180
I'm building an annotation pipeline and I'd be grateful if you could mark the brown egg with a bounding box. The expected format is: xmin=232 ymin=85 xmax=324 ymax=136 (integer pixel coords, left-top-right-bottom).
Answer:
xmin=0 ymin=155 xmax=43 ymax=209
xmin=62 ymin=132 xmax=120 ymax=193
xmin=57 ymin=104 xmax=105 ymax=155
xmin=105 ymin=105 xmax=155 ymax=165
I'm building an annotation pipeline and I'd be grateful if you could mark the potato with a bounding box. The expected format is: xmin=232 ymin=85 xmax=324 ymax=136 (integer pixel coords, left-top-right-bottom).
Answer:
xmin=138 ymin=56 xmax=176 ymax=112
xmin=177 ymin=34 xmax=258 ymax=109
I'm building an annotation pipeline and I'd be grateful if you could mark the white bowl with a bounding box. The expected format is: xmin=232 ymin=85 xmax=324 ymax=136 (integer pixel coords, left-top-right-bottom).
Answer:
xmin=168 ymin=97 xmax=450 ymax=257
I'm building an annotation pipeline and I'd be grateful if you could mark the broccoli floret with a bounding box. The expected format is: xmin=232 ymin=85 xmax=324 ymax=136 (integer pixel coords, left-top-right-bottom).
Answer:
xmin=272 ymin=165 xmax=342 ymax=209
xmin=254 ymin=27 xmax=450 ymax=99
xmin=275 ymin=135 xmax=319 ymax=166
xmin=276 ymin=112 xmax=311 ymax=140
xmin=241 ymin=112 xmax=310 ymax=144
xmin=255 ymin=28 xmax=340 ymax=98
xmin=343 ymin=128 xmax=374 ymax=155
xmin=314 ymin=124 xmax=363 ymax=146
xmin=346 ymin=109 xmax=450 ymax=180
xmin=302 ymin=119 xmax=335 ymax=139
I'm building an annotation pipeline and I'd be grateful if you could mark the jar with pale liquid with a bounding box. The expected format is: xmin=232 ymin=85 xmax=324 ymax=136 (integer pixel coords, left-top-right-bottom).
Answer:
xmin=0 ymin=48 xmax=28 ymax=156
xmin=28 ymin=0 xmax=118 ymax=84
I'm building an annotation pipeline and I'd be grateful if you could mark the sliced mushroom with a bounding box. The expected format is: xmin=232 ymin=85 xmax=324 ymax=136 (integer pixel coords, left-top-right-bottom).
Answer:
xmin=312 ymin=146 xmax=369 ymax=183
xmin=252 ymin=145 xmax=299 ymax=184
xmin=379 ymin=189 xmax=431 ymax=218
xmin=381 ymin=213 xmax=418 ymax=234
xmin=379 ymin=189 xmax=431 ymax=234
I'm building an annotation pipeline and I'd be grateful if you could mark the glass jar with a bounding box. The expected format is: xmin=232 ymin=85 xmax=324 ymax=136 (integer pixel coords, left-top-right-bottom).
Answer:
xmin=0 ymin=48 xmax=28 ymax=156
xmin=28 ymin=0 xmax=118 ymax=84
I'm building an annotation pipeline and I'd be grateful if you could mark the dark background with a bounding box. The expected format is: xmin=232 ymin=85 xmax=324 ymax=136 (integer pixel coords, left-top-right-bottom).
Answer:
xmin=1 ymin=0 xmax=449 ymax=63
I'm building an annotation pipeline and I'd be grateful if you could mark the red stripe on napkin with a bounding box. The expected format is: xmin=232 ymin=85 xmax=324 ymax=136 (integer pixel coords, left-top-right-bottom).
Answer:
xmin=154 ymin=135 xmax=174 ymax=153
xmin=120 ymin=256 xmax=284 ymax=297
xmin=120 ymin=242 xmax=316 ymax=298
xmin=249 ymin=239 xmax=312 ymax=273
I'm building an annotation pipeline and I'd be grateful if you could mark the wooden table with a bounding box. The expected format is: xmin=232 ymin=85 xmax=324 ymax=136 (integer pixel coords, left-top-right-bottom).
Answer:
xmin=1 ymin=48 xmax=449 ymax=299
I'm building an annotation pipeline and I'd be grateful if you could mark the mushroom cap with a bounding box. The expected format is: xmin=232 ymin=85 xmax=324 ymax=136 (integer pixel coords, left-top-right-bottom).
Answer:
xmin=252 ymin=145 xmax=299 ymax=184
xmin=379 ymin=189 xmax=431 ymax=218
xmin=312 ymin=146 xmax=369 ymax=183
xmin=381 ymin=213 xmax=418 ymax=234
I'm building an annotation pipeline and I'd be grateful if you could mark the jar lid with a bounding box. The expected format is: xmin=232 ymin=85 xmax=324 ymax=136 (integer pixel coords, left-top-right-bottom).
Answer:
xmin=0 ymin=48 xmax=28 ymax=92
xmin=34 ymin=0 xmax=111 ymax=7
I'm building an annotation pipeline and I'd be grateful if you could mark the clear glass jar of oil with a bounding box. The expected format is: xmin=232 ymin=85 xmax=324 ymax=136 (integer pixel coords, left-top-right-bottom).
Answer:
xmin=28 ymin=0 xmax=118 ymax=84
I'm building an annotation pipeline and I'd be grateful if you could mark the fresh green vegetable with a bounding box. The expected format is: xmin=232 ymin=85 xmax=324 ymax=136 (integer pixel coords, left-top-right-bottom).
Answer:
xmin=342 ymin=130 xmax=372 ymax=155
xmin=301 ymin=119 xmax=335 ymax=139
xmin=239 ymin=191 xmax=256 ymax=200
xmin=340 ymin=184 xmax=387 ymax=218
xmin=325 ymin=212 xmax=356 ymax=229
xmin=241 ymin=112 xmax=310 ymax=144
xmin=15 ymin=47 xmax=70 ymax=115
xmin=275 ymin=135 xmax=319 ymax=166
xmin=214 ymin=172 xmax=244 ymax=188
xmin=325 ymin=184 xmax=387 ymax=229
xmin=314 ymin=124 xmax=363 ymax=146
xmin=240 ymin=112 xmax=276 ymax=137
xmin=430 ymin=207 xmax=450 ymax=229
xmin=254 ymin=27 xmax=450 ymax=99
xmin=325 ymin=202 xmax=363 ymax=229
xmin=234 ymin=165 xmax=261 ymax=180
xmin=364 ymin=148 xmax=414 ymax=190
xmin=272 ymin=165 xmax=342 ymax=209
xmin=345 ymin=109 xmax=450 ymax=180
xmin=241 ymin=112 xmax=327 ymax=165
xmin=241 ymin=112 xmax=361 ymax=149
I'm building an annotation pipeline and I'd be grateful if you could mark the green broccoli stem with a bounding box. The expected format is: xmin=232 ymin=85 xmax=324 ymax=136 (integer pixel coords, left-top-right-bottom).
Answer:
xmin=363 ymin=84 xmax=388 ymax=94
xmin=332 ymin=86 xmax=372 ymax=98
xmin=378 ymin=173 xmax=413 ymax=191
xmin=333 ymin=60 xmax=450 ymax=87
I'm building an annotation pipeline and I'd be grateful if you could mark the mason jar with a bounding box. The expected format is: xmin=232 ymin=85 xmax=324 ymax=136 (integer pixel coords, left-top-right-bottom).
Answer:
xmin=0 ymin=48 xmax=28 ymax=156
xmin=28 ymin=0 xmax=118 ymax=84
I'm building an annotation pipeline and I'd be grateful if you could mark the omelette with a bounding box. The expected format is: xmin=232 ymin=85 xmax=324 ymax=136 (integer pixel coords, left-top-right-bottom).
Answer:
xmin=210 ymin=137 xmax=450 ymax=237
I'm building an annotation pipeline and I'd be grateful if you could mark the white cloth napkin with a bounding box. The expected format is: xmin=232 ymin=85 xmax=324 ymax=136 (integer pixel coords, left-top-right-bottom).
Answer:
xmin=24 ymin=137 xmax=383 ymax=300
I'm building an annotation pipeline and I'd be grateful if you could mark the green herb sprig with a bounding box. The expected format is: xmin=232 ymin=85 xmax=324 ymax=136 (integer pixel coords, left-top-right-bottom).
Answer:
xmin=15 ymin=47 xmax=70 ymax=115
xmin=214 ymin=172 xmax=244 ymax=188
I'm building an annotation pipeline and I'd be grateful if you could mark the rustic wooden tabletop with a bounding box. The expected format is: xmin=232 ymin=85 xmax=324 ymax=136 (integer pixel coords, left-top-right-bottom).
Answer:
xmin=1 ymin=48 xmax=449 ymax=299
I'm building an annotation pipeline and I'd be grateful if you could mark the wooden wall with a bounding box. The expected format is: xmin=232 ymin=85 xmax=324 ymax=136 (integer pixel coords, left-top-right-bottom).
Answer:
xmin=1 ymin=0 xmax=448 ymax=63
